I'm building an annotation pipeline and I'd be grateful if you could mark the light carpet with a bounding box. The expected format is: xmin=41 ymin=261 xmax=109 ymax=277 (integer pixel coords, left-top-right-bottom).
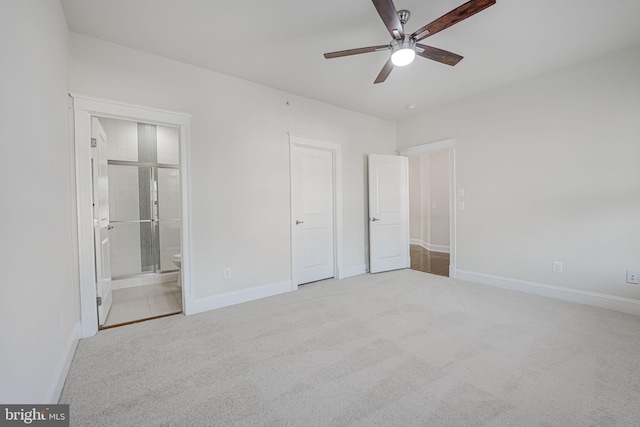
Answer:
xmin=60 ymin=269 xmax=640 ymax=426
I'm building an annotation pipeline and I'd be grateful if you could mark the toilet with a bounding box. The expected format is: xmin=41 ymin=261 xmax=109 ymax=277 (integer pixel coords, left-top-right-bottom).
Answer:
xmin=172 ymin=253 xmax=182 ymax=287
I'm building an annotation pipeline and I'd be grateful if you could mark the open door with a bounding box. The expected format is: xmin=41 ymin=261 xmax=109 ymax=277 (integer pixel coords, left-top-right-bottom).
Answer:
xmin=368 ymin=154 xmax=410 ymax=273
xmin=92 ymin=117 xmax=113 ymax=325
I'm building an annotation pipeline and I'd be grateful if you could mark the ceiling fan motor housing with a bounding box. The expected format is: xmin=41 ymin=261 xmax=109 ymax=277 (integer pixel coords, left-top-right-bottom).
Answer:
xmin=390 ymin=36 xmax=416 ymax=66
xmin=390 ymin=37 xmax=416 ymax=52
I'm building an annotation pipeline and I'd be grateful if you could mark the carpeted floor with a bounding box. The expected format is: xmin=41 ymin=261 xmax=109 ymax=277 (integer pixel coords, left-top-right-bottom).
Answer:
xmin=60 ymin=269 xmax=640 ymax=426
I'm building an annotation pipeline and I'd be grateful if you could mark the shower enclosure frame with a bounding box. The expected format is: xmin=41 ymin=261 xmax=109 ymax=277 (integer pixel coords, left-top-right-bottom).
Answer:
xmin=71 ymin=94 xmax=193 ymax=338
xmin=108 ymin=159 xmax=181 ymax=280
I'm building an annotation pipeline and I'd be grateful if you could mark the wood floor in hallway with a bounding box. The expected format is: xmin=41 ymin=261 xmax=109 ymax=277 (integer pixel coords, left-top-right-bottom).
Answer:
xmin=410 ymin=244 xmax=450 ymax=277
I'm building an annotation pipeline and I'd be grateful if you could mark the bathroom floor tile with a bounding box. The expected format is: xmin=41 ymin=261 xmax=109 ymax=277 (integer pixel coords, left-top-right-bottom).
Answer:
xmin=148 ymin=295 xmax=181 ymax=315
xmin=103 ymin=281 xmax=182 ymax=328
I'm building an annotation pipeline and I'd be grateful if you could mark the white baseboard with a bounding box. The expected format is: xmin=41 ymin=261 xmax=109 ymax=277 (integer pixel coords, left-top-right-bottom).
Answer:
xmin=428 ymin=244 xmax=450 ymax=253
xmin=339 ymin=264 xmax=368 ymax=279
xmin=45 ymin=322 xmax=79 ymax=403
xmin=456 ymin=269 xmax=640 ymax=316
xmin=189 ymin=280 xmax=292 ymax=315
xmin=111 ymin=272 xmax=179 ymax=290
xmin=409 ymin=239 xmax=450 ymax=254
xmin=80 ymin=310 xmax=98 ymax=338
xmin=409 ymin=238 xmax=422 ymax=249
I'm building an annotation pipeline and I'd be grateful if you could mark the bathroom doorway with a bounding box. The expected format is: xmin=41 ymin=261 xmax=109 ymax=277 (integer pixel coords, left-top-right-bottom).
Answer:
xmin=73 ymin=94 xmax=192 ymax=338
xmin=92 ymin=116 xmax=183 ymax=328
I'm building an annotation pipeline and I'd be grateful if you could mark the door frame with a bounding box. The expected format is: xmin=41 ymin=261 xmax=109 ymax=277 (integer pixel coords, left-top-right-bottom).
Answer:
xmin=398 ymin=138 xmax=457 ymax=278
xmin=71 ymin=94 xmax=193 ymax=338
xmin=289 ymin=134 xmax=343 ymax=288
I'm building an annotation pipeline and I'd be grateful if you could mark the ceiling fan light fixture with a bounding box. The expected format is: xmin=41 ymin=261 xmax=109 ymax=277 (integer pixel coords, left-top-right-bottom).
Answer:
xmin=390 ymin=38 xmax=416 ymax=67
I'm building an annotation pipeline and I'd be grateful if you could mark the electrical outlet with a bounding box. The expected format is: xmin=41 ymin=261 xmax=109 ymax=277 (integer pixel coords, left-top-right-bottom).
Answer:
xmin=627 ymin=271 xmax=639 ymax=285
xmin=552 ymin=261 xmax=563 ymax=273
xmin=224 ymin=268 xmax=231 ymax=279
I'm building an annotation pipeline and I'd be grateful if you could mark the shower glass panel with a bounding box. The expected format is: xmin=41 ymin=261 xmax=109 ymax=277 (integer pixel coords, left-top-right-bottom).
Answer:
xmin=108 ymin=163 xmax=180 ymax=279
xmin=108 ymin=165 xmax=143 ymax=222
xmin=109 ymin=222 xmax=148 ymax=277
xmin=108 ymin=165 xmax=155 ymax=277
xmin=99 ymin=117 xmax=181 ymax=280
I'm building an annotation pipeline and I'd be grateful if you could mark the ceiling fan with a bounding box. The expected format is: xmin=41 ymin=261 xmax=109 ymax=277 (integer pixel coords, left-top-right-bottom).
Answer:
xmin=324 ymin=0 xmax=496 ymax=83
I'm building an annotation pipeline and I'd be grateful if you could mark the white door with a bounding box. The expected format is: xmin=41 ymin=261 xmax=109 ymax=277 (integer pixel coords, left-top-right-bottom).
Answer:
xmin=368 ymin=154 xmax=410 ymax=273
xmin=292 ymin=146 xmax=334 ymax=285
xmin=92 ymin=117 xmax=113 ymax=325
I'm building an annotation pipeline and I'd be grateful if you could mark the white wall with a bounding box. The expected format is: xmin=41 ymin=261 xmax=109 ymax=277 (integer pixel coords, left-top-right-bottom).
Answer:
xmin=408 ymin=152 xmax=450 ymax=252
xmin=68 ymin=34 xmax=396 ymax=301
xmin=419 ymin=155 xmax=431 ymax=246
xmin=408 ymin=156 xmax=422 ymax=241
xmin=428 ymin=151 xmax=450 ymax=250
xmin=0 ymin=1 xmax=79 ymax=403
xmin=397 ymin=44 xmax=640 ymax=303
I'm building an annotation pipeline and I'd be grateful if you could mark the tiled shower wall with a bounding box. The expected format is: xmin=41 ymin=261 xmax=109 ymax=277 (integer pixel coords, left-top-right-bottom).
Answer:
xmin=101 ymin=118 xmax=179 ymax=164
xmin=137 ymin=122 xmax=157 ymax=273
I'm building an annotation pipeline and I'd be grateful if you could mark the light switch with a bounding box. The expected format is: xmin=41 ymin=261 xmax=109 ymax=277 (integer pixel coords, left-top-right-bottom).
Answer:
xmin=458 ymin=201 xmax=465 ymax=210
xmin=457 ymin=189 xmax=465 ymax=197
xmin=552 ymin=262 xmax=563 ymax=273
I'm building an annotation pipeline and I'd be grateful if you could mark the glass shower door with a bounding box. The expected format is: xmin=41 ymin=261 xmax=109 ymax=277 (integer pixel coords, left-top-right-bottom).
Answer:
xmin=108 ymin=164 xmax=156 ymax=278
xmin=108 ymin=162 xmax=180 ymax=278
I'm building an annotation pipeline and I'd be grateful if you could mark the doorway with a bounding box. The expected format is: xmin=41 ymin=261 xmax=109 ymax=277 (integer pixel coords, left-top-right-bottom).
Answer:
xmin=407 ymin=151 xmax=450 ymax=276
xmin=399 ymin=139 xmax=457 ymax=278
xmin=72 ymin=94 xmax=192 ymax=338
xmin=92 ymin=116 xmax=183 ymax=328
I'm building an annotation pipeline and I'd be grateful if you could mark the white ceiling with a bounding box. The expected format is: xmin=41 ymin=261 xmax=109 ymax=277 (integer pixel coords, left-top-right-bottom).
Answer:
xmin=61 ymin=0 xmax=640 ymax=120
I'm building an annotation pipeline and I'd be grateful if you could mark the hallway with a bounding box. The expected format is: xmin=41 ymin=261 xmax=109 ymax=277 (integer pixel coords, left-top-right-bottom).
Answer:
xmin=410 ymin=245 xmax=449 ymax=277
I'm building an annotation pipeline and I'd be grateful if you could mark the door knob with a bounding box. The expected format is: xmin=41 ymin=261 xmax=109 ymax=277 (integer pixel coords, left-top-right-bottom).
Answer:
xmin=371 ymin=217 xmax=380 ymax=222
xmin=107 ymin=225 xmax=114 ymax=230
xmin=296 ymin=220 xmax=304 ymax=225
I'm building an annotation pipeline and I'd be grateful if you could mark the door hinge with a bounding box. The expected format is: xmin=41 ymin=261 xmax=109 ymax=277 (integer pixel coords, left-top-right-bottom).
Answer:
xmin=97 ymin=296 xmax=102 ymax=306
xmin=91 ymin=137 xmax=97 ymax=148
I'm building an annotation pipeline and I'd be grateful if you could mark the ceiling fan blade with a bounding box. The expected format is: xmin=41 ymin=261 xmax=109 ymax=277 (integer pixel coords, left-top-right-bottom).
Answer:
xmin=372 ymin=0 xmax=404 ymax=40
xmin=416 ymin=44 xmax=463 ymax=66
xmin=411 ymin=0 xmax=496 ymax=41
xmin=324 ymin=45 xmax=390 ymax=59
xmin=374 ymin=59 xmax=394 ymax=84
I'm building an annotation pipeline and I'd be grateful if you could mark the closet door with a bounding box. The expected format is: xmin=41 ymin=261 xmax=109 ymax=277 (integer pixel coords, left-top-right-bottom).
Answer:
xmin=291 ymin=146 xmax=335 ymax=285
